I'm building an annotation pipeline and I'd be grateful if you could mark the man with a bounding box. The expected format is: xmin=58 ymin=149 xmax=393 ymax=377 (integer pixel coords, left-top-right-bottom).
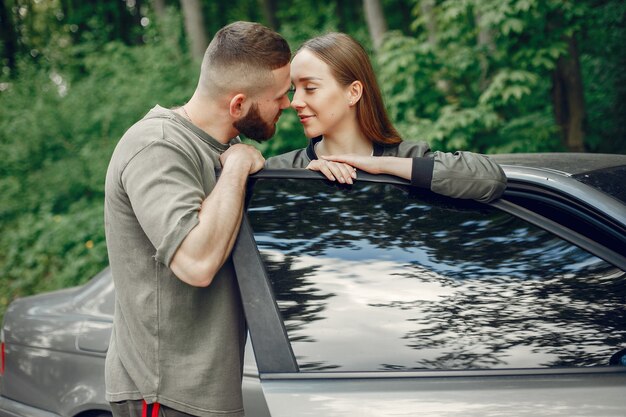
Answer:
xmin=104 ymin=21 xmax=291 ymax=417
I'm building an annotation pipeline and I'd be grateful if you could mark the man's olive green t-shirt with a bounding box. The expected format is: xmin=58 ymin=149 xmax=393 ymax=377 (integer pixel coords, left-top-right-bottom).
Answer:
xmin=104 ymin=105 xmax=246 ymax=417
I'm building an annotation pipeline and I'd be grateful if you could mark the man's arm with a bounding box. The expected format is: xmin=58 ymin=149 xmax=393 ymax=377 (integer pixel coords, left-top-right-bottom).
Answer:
xmin=169 ymin=144 xmax=264 ymax=287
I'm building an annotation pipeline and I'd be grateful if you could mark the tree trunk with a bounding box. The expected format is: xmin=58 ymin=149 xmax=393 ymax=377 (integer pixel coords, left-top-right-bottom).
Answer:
xmin=59 ymin=0 xmax=85 ymax=45
xmin=129 ymin=0 xmax=144 ymax=44
xmin=474 ymin=10 xmax=496 ymax=91
xmin=215 ymin=0 xmax=227 ymax=31
xmin=398 ymin=0 xmax=413 ymax=35
xmin=104 ymin=0 xmax=141 ymax=44
xmin=420 ymin=0 xmax=437 ymax=47
xmin=180 ymin=0 xmax=209 ymax=61
xmin=419 ymin=0 xmax=452 ymax=97
xmin=151 ymin=0 xmax=168 ymax=39
xmin=363 ymin=0 xmax=387 ymax=51
xmin=0 ymin=0 xmax=18 ymax=74
xmin=258 ymin=0 xmax=278 ymax=30
xmin=552 ymin=35 xmax=586 ymax=152
xmin=153 ymin=0 xmax=166 ymax=21
xmin=335 ymin=0 xmax=346 ymax=32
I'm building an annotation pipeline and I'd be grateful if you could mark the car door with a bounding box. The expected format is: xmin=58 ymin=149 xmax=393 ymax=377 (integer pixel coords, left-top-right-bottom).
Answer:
xmin=233 ymin=170 xmax=626 ymax=417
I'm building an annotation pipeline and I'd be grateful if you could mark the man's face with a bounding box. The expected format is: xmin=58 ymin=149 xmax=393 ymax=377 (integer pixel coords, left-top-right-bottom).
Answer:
xmin=234 ymin=64 xmax=291 ymax=143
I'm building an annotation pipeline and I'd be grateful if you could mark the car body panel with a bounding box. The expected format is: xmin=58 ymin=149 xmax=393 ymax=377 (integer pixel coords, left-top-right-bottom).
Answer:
xmin=1 ymin=273 xmax=112 ymax=417
xmin=243 ymin=342 xmax=272 ymax=417
xmin=1 ymin=343 xmax=108 ymax=417
xmin=0 ymin=396 xmax=61 ymax=417
xmin=499 ymin=165 xmax=626 ymax=226
xmin=258 ymin=373 xmax=626 ymax=417
xmin=490 ymin=152 xmax=626 ymax=175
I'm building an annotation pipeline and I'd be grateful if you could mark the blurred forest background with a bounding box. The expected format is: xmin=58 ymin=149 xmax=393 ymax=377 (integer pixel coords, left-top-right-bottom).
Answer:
xmin=1 ymin=0 xmax=625 ymax=320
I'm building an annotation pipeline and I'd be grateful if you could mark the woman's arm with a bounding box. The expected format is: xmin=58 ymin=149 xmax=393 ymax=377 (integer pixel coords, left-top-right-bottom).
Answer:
xmin=319 ymin=155 xmax=411 ymax=179
xmin=321 ymin=152 xmax=506 ymax=203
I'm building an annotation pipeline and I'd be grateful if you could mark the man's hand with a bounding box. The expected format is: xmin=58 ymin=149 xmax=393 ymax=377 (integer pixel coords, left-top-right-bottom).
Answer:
xmin=220 ymin=144 xmax=265 ymax=174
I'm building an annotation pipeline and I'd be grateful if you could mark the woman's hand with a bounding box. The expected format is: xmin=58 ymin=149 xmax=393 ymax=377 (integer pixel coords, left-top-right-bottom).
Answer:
xmin=306 ymin=159 xmax=357 ymax=184
xmin=320 ymin=155 xmax=383 ymax=174
xmin=321 ymin=155 xmax=412 ymax=181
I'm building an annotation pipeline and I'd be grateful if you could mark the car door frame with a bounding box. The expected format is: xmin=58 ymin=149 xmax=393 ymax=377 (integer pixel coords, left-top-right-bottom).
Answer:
xmin=232 ymin=168 xmax=626 ymax=378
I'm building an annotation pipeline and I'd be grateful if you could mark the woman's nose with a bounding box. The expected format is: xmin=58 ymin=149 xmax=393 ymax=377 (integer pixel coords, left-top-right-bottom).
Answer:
xmin=290 ymin=88 xmax=305 ymax=110
xmin=291 ymin=97 xmax=304 ymax=110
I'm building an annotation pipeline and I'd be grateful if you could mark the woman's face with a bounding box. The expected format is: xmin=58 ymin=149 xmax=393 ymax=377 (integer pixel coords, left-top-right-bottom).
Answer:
xmin=290 ymin=49 xmax=354 ymax=139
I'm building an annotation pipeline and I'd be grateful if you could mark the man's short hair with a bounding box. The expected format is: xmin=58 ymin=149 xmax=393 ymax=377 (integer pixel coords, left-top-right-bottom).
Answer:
xmin=198 ymin=21 xmax=291 ymax=97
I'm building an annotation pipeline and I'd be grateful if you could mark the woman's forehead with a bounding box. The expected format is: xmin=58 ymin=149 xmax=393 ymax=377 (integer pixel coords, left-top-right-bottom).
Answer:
xmin=291 ymin=49 xmax=332 ymax=80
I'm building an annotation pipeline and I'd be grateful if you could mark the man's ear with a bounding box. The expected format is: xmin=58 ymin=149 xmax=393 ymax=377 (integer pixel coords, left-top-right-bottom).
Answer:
xmin=348 ymin=80 xmax=363 ymax=106
xmin=229 ymin=93 xmax=247 ymax=118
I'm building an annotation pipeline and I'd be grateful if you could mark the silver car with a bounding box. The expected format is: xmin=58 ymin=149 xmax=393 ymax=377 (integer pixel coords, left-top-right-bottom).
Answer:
xmin=2 ymin=153 xmax=626 ymax=417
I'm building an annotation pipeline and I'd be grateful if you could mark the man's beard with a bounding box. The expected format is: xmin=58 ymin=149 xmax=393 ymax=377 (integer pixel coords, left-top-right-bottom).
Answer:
xmin=233 ymin=103 xmax=279 ymax=143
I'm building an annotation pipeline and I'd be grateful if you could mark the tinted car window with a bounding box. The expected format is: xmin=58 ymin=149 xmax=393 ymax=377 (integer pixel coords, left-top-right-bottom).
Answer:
xmin=248 ymin=179 xmax=626 ymax=372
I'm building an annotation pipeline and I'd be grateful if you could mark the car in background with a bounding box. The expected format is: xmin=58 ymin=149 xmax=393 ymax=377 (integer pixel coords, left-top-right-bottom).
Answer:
xmin=1 ymin=152 xmax=626 ymax=417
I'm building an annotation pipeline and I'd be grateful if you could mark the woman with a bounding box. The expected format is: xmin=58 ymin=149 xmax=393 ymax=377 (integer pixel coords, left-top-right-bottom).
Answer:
xmin=266 ymin=33 xmax=506 ymax=203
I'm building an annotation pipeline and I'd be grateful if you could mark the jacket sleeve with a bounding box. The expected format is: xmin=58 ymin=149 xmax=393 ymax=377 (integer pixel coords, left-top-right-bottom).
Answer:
xmin=429 ymin=151 xmax=507 ymax=203
xmin=397 ymin=141 xmax=507 ymax=203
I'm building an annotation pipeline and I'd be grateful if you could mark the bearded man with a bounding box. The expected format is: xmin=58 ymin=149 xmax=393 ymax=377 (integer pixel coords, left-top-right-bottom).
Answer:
xmin=104 ymin=21 xmax=291 ymax=417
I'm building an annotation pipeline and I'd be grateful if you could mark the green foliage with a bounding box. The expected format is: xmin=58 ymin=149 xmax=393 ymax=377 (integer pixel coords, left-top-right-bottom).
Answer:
xmin=1 ymin=0 xmax=624 ymax=323
xmin=376 ymin=0 xmax=618 ymax=154
xmin=0 ymin=200 xmax=107 ymax=307
xmin=478 ymin=70 xmax=538 ymax=107
xmin=0 ymin=35 xmax=196 ymax=321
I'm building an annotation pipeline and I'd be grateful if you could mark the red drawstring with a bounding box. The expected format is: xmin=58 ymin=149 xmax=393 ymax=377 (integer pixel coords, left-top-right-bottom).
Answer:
xmin=152 ymin=403 xmax=161 ymax=417
xmin=141 ymin=400 xmax=160 ymax=417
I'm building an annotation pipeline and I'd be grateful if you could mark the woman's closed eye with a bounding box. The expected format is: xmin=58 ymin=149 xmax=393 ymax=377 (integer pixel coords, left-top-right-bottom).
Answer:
xmin=288 ymin=86 xmax=317 ymax=95
xmin=292 ymin=86 xmax=317 ymax=92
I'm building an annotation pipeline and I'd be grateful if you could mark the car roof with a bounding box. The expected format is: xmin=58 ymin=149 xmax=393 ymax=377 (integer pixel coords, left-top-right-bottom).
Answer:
xmin=490 ymin=153 xmax=626 ymax=208
xmin=490 ymin=153 xmax=626 ymax=176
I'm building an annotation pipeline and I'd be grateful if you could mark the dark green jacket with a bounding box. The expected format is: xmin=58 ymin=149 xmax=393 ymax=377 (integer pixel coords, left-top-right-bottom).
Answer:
xmin=266 ymin=136 xmax=507 ymax=203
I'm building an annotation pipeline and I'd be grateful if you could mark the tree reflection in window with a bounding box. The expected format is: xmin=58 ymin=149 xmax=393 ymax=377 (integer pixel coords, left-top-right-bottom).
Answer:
xmin=248 ymin=179 xmax=626 ymax=372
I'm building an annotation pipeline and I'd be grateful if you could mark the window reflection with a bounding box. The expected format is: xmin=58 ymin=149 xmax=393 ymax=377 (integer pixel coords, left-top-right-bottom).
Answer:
xmin=248 ymin=179 xmax=626 ymax=371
